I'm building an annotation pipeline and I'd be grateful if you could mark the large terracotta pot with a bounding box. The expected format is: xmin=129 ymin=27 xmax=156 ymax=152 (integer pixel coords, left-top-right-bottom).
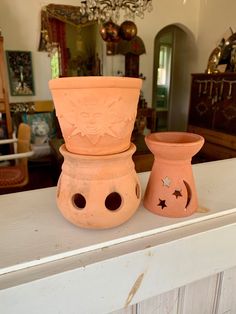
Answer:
xmin=57 ymin=143 xmax=141 ymax=229
xmin=143 ymin=132 xmax=204 ymax=218
xmin=49 ymin=76 xmax=142 ymax=155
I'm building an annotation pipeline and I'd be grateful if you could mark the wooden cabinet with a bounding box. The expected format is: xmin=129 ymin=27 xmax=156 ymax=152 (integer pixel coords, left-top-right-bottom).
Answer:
xmin=188 ymin=73 xmax=236 ymax=161
xmin=0 ymin=36 xmax=12 ymax=139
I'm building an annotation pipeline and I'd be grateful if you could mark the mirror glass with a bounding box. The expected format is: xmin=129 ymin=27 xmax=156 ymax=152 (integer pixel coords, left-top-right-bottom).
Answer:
xmin=39 ymin=4 xmax=103 ymax=78
xmin=65 ymin=22 xmax=102 ymax=77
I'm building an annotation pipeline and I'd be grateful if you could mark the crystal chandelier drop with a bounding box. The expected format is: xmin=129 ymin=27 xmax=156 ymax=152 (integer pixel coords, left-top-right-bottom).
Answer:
xmin=80 ymin=0 xmax=153 ymax=23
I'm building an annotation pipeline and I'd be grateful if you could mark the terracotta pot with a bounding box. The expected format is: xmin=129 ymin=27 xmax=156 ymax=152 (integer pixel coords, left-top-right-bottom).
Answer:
xmin=49 ymin=76 xmax=142 ymax=155
xmin=143 ymin=132 xmax=204 ymax=218
xmin=57 ymin=143 xmax=141 ymax=229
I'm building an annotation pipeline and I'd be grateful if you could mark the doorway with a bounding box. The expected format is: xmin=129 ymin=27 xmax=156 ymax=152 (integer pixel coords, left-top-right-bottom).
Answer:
xmin=152 ymin=24 xmax=195 ymax=131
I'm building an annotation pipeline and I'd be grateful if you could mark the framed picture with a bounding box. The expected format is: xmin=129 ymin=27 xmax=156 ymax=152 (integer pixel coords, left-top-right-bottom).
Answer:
xmin=6 ymin=51 xmax=35 ymax=96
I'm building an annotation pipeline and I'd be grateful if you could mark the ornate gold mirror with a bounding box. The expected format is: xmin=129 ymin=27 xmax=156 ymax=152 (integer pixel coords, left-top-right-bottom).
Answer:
xmin=38 ymin=4 xmax=103 ymax=78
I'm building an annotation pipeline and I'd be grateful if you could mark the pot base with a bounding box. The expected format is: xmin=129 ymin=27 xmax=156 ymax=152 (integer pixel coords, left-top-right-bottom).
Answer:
xmin=57 ymin=144 xmax=141 ymax=229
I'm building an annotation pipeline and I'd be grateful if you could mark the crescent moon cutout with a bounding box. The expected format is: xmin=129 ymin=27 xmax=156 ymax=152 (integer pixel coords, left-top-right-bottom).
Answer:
xmin=183 ymin=180 xmax=192 ymax=209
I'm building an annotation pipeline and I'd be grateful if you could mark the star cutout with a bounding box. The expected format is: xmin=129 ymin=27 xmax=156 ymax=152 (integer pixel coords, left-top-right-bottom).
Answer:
xmin=162 ymin=176 xmax=171 ymax=187
xmin=158 ymin=199 xmax=167 ymax=209
xmin=173 ymin=189 xmax=183 ymax=199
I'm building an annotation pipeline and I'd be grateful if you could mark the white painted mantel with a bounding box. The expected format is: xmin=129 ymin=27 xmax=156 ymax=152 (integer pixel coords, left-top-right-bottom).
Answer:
xmin=1 ymin=158 xmax=236 ymax=314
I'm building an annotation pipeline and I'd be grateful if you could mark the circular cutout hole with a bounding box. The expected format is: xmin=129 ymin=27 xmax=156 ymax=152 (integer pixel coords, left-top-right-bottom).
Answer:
xmin=105 ymin=192 xmax=122 ymax=211
xmin=72 ymin=193 xmax=86 ymax=209
xmin=135 ymin=183 xmax=141 ymax=199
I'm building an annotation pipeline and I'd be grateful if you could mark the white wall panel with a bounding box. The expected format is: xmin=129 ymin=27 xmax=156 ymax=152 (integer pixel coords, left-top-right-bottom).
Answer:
xmin=137 ymin=289 xmax=179 ymax=314
xmin=217 ymin=266 xmax=236 ymax=314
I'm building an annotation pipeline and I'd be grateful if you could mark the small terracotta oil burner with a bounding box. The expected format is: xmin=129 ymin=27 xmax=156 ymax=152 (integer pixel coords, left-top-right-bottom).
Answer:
xmin=57 ymin=144 xmax=141 ymax=229
xmin=49 ymin=76 xmax=142 ymax=155
xmin=143 ymin=132 xmax=204 ymax=218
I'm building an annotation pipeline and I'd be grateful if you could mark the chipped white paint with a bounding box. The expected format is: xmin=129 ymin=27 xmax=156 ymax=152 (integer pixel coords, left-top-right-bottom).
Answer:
xmin=125 ymin=273 xmax=145 ymax=307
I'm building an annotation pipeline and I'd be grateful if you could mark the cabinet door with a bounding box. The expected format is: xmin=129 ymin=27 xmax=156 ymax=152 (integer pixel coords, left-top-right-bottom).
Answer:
xmin=188 ymin=77 xmax=215 ymax=129
xmin=213 ymin=79 xmax=236 ymax=134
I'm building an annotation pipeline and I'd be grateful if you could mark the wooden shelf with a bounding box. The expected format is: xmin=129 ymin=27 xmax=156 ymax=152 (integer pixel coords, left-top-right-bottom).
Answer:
xmin=1 ymin=158 xmax=236 ymax=313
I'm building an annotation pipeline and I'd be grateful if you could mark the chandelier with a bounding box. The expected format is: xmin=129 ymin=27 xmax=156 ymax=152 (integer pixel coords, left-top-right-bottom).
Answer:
xmin=80 ymin=0 xmax=153 ymax=23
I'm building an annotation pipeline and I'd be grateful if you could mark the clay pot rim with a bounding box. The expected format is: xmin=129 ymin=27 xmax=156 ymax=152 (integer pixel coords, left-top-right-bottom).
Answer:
xmin=60 ymin=143 xmax=136 ymax=159
xmin=49 ymin=76 xmax=142 ymax=90
xmin=145 ymin=132 xmax=204 ymax=146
